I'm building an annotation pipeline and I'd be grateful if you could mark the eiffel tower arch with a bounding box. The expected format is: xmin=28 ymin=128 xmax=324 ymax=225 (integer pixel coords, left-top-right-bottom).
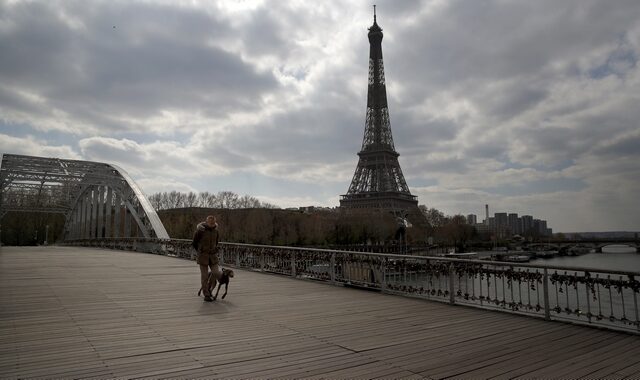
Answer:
xmin=340 ymin=8 xmax=419 ymax=218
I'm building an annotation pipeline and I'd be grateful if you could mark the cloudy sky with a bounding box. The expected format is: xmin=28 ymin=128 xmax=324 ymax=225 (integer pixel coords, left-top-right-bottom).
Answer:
xmin=1 ymin=0 xmax=639 ymax=232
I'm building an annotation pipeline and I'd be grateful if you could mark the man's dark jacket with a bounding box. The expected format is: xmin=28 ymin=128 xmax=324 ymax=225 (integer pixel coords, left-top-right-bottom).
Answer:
xmin=192 ymin=222 xmax=219 ymax=255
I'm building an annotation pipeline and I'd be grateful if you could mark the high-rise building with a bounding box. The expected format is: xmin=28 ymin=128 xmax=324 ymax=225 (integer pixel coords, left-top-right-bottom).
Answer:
xmin=340 ymin=8 xmax=418 ymax=215
xmin=485 ymin=204 xmax=489 ymax=225
xmin=494 ymin=213 xmax=508 ymax=228
xmin=521 ymin=215 xmax=533 ymax=236
xmin=508 ymin=213 xmax=520 ymax=235
xmin=533 ymin=219 xmax=542 ymax=235
xmin=467 ymin=214 xmax=477 ymax=225
xmin=539 ymin=220 xmax=548 ymax=235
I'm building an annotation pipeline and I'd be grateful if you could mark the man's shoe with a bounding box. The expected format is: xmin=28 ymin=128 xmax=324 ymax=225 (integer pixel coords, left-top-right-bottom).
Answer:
xmin=204 ymin=295 xmax=213 ymax=302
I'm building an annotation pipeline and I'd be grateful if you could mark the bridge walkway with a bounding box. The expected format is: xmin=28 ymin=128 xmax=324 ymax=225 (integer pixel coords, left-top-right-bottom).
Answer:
xmin=1 ymin=246 xmax=639 ymax=379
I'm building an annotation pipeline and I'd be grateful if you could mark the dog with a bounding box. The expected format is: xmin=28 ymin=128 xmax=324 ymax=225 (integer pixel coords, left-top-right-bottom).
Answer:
xmin=198 ymin=268 xmax=234 ymax=300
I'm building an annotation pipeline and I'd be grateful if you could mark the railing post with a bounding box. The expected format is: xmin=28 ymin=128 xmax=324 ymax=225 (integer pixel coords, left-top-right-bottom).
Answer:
xmin=381 ymin=257 xmax=386 ymax=291
xmin=235 ymin=248 xmax=240 ymax=267
xmin=291 ymin=250 xmax=296 ymax=277
xmin=479 ymin=270 xmax=483 ymax=306
xmin=543 ymin=268 xmax=551 ymax=320
xmin=449 ymin=263 xmax=455 ymax=305
xmin=585 ymin=271 xmax=592 ymax=323
xmin=330 ymin=253 xmax=336 ymax=284
xmin=632 ymin=275 xmax=639 ymax=332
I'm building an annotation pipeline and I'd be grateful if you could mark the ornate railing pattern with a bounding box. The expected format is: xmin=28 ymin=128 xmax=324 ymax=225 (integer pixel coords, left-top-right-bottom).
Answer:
xmin=65 ymin=238 xmax=640 ymax=334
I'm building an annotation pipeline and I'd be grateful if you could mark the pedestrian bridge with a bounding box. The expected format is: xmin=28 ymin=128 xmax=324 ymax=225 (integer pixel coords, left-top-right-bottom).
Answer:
xmin=1 ymin=245 xmax=639 ymax=379
xmin=0 ymin=153 xmax=169 ymax=241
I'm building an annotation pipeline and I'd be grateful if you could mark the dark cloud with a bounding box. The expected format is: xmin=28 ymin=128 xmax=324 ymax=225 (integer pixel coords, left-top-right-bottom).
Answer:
xmin=221 ymin=104 xmax=362 ymax=167
xmin=385 ymin=0 xmax=640 ymax=115
xmin=0 ymin=1 xmax=278 ymax=131
xmin=393 ymin=114 xmax=460 ymax=148
xmin=483 ymin=177 xmax=587 ymax=197
xmin=593 ymin=131 xmax=640 ymax=158
xmin=483 ymin=85 xmax=548 ymax=122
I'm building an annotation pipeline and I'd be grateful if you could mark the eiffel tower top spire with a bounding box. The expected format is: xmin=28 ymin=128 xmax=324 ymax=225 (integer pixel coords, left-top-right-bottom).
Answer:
xmin=340 ymin=8 xmax=418 ymax=213
xmin=370 ymin=5 xmax=382 ymax=34
xmin=362 ymin=6 xmax=392 ymax=153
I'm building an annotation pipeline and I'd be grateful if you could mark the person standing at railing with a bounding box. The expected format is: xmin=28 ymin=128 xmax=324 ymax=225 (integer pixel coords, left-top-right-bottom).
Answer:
xmin=192 ymin=215 xmax=221 ymax=302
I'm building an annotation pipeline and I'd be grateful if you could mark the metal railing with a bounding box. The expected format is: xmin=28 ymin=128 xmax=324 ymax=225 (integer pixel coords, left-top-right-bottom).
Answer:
xmin=65 ymin=238 xmax=640 ymax=334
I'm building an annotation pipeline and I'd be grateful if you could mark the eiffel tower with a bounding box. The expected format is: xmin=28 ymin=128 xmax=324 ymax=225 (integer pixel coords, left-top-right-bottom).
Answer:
xmin=340 ymin=7 xmax=418 ymax=216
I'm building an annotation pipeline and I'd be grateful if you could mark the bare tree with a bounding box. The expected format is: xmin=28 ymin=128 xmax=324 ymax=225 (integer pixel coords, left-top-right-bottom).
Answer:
xmin=439 ymin=214 xmax=476 ymax=252
xmin=206 ymin=192 xmax=218 ymax=208
xmin=237 ymin=194 xmax=261 ymax=208
xmin=148 ymin=190 xmax=279 ymax=210
xmin=217 ymin=191 xmax=238 ymax=209
xmin=167 ymin=191 xmax=180 ymax=208
xmin=197 ymin=191 xmax=209 ymax=207
xmin=419 ymin=205 xmax=448 ymax=228
xmin=185 ymin=191 xmax=197 ymax=207
xmin=160 ymin=192 xmax=170 ymax=210
xmin=148 ymin=193 xmax=162 ymax=210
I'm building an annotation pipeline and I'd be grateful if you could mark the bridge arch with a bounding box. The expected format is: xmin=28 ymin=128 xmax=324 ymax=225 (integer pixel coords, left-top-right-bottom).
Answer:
xmin=0 ymin=154 xmax=169 ymax=241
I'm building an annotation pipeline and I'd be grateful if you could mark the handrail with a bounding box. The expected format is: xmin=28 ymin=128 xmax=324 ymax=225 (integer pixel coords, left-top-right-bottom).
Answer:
xmin=150 ymin=238 xmax=640 ymax=277
xmin=64 ymin=237 xmax=640 ymax=334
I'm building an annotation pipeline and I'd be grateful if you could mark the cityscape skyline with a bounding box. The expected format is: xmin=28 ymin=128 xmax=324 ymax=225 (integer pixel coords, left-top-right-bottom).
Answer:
xmin=1 ymin=1 xmax=639 ymax=232
xmin=466 ymin=208 xmax=553 ymax=238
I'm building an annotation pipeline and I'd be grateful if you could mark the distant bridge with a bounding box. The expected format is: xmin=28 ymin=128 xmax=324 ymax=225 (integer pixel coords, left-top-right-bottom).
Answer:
xmin=525 ymin=241 xmax=639 ymax=253
xmin=0 ymin=153 xmax=168 ymax=241
xmin=546 ymin=237 xmax=639 ymax=244
xmin=593 ymin=242 xmax=640 ymax=253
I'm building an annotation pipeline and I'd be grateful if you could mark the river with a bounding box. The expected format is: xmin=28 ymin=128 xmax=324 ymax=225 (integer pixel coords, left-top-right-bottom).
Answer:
xmin=534 ymin=245 xmax=640 ymax=272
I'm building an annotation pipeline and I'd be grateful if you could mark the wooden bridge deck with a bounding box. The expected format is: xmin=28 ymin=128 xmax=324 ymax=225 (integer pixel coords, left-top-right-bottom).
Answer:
xmin=1 ymin=246 xmax=639 ymax=379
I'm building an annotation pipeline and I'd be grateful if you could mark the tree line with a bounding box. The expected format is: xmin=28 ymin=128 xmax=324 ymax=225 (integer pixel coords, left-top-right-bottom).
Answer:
xmin=0 ymin=185 xmax=510 ymax=250
xmin=148 ymin=190 xmax=278 ymax=211
xmin=158 ymin=207 xmax=419 ymax=247
xmin=158 ymin=205 xmax=482 ymax=250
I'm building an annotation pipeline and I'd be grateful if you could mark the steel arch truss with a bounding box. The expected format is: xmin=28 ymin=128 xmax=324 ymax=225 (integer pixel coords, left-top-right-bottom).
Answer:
xmin=0 ymin=154 xmax=169 ymax=241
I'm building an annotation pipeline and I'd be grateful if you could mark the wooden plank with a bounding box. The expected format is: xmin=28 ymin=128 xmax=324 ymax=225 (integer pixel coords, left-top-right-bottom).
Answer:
xmin=410 ymin=325 xmax=598 ymax=377
xmin=575 ymin=343 xmax=640 ymax=379
xmin=511 ymin=335 xmax=639 ymax=379
xmin=440 ymin=327 xmax=609 ymax=378
xmin=487 ymin=331 xmax=635 ymax=379
xmin=220 ymin=350 xmax=365 ymax=379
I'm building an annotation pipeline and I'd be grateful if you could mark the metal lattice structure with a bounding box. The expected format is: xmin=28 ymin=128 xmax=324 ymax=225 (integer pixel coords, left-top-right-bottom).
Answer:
xmin=0 ymin=153 xmax=169 ymax=241
xmin=340 ymin=9 xmax=418 ymax=214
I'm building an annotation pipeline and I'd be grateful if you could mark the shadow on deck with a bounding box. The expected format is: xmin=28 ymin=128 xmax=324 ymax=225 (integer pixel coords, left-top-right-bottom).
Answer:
xmin=1 ymin=246 xmax=639 ymax=379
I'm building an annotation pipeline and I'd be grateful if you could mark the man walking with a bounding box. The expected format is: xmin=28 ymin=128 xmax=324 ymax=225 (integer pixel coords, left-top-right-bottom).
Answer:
xmin=192 ymin=215 xmax=221 ymax=302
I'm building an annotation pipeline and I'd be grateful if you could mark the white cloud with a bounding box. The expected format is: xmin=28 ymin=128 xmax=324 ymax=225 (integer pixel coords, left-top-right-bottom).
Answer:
xmin=136 ymin=177 xmax=198 ymax=196
xmin=78 ymin=136 xmax=232 ymax=178
xmin=0 ymin=134 xmax=80 ymax=159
